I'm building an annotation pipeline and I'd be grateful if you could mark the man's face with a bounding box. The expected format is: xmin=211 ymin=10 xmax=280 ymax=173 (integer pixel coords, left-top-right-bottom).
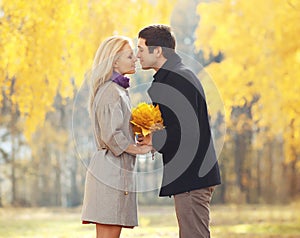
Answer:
xmin=136 ymin=38 xmax=157 ymax=70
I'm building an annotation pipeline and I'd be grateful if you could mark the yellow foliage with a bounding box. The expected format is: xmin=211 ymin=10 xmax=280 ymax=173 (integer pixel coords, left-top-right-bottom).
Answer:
xmin=0 ymin=0 xmax=176 ymax=140
xmin=131 ymin=102 xmax=164 ymax=136
xmin=29 ymin=120 xmax=69 ymax=160
xmin=195 ymin=0 xmax=300 ymax=163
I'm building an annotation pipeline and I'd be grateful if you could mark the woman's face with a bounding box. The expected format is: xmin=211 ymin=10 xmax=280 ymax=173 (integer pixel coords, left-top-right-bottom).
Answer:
xmin=114 ymin=43 xmax=137 ymax=75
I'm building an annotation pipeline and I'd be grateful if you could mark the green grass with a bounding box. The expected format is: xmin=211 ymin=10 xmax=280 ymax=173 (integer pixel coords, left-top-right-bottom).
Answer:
xmin=0 ymin=204 xmax=300 ymax=237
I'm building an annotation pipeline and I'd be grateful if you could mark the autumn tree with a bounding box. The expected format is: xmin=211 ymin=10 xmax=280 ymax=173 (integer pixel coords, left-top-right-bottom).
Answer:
xmin=0 ymin=0 xmax=175 ymax=139
xmin=195 ymin=0 xmax=300 ymax=202
xmin=0 ymin=0 xmax=175 ymax=206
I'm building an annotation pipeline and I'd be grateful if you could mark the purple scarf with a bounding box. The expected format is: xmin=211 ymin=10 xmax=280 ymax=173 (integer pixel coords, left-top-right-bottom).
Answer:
xmin=112 ymin=71 xmax=130 ymax=89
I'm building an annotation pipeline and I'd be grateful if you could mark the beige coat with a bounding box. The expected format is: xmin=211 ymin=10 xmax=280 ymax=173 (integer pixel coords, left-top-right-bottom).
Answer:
xmin=81 ymin=81 xmax=137 ymax=227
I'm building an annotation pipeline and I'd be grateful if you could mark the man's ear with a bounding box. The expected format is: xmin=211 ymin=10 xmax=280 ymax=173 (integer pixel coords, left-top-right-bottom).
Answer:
xmin=154 ymin=46 xmax=163 ymax=57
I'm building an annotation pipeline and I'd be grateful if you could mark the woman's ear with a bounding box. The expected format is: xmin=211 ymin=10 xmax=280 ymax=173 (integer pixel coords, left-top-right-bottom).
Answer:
xmin=113 ymin=59 xmax=119 ymax=68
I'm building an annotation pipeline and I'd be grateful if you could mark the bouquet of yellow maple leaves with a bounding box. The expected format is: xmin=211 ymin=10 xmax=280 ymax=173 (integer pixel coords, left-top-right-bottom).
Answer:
xmin=130 ymin=102 xmax=164 ymax=136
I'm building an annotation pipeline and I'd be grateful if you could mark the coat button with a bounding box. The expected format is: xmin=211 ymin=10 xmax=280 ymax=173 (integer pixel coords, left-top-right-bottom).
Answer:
xmin=124 ymin=191 xmax=128 ymax=195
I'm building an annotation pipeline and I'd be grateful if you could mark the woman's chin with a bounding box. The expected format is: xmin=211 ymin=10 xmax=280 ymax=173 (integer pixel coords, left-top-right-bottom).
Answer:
xmin=126 ymin=69 xmax=136 ymax=74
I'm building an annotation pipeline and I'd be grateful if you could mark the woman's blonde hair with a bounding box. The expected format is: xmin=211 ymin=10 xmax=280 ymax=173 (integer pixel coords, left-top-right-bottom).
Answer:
xmin=88 ymin=36 xmax=132 ymax=114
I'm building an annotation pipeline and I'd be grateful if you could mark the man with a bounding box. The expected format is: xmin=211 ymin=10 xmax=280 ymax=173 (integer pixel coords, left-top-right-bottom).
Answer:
xmin=137 ymin=25 xmax=221 ymax=238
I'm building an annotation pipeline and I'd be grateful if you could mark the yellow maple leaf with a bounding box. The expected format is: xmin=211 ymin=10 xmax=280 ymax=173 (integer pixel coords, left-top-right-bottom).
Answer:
xmin=130 ymin=102 xmax=164 ymax=136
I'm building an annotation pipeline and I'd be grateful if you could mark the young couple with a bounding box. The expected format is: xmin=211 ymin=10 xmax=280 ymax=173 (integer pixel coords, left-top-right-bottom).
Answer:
xmin=81 ymin=25 xmax=221 ymax=238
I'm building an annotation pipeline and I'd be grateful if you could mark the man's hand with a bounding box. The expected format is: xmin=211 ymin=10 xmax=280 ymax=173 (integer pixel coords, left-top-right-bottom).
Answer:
xmin=137 ymin=134 xmax=152 ymax=146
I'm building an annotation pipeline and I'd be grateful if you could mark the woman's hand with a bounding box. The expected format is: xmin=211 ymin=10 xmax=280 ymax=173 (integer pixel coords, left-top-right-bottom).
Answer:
xmin=125 ymin=144 xmax=152 ymax=155
xmin=138 ymin=145 xmax=153 ymax=154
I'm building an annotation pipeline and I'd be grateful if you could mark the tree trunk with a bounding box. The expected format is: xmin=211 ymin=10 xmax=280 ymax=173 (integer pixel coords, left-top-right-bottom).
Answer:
xmin=69 ymin=154 xmax=80 ymax=207
xmin=10 ymin=112 xmax=17 ymax=206
xmin=54 ymin=152 xmax=62 ymax=206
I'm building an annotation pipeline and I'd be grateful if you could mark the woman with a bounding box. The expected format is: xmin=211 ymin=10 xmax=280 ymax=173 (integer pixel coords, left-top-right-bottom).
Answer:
xmin=81 ymin=36 xmax=152 ymax=238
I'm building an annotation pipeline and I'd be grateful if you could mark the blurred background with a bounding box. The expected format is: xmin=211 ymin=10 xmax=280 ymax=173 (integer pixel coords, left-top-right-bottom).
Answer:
xmin=0 ymin=0 xmax=299 ymax=237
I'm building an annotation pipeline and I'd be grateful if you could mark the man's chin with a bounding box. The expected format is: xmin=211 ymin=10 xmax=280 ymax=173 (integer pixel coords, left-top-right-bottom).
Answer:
xmin=141 ymin=66 xmax=152 ymax=70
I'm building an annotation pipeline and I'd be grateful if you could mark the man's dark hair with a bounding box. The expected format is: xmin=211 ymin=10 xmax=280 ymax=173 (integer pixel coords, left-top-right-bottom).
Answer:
xmin=138 ymin=24 xmax=176 ymax=58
